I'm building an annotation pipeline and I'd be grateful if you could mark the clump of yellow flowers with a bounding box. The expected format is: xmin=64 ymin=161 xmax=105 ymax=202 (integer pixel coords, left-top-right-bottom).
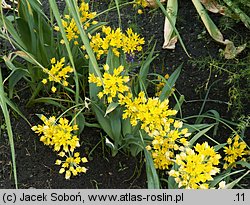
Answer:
xmin=119 ymin=91 xmax=178 ymax=137
xmin=146 ymin=121 xmax=190 ymax=170
xmin=88 ymin=64 xmax=130 ymax=103
xmin=223 ymin=135 xmax=250 ymax=169
xmin=32 ymin=115 xmax=88 ymax=179
xmin=89 ymin=64 xmax=191 ymax=170
xmin=54 ymin=1 xmax=98 ymax=45
xmin=42 ymin=57 xmax=73 ymax=93
xmin=169 ymin=142 xmax=221 ymax=189
xmin=89 ymin=26 xmax=145 ymax=59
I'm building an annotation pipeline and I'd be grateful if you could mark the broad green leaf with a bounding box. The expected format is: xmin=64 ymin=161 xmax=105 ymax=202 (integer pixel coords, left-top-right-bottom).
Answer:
xmin=110 ymin=109 xmax=122 ymax=147
xmin=75 ymin=113 xmax=85 ymax=135
xmin=89 ymin=61 xmax=102 ymax=101
xmin=105 ymin=102 xmax=119 ymax=117
xmin=144 ymin=149 xmax=160 ymax=189
xmin=92 ymin=102 xmax=114 ymax=139
xmin=122 ymin=118 xmax=132 ymax=137
xmin=235 ymin=161 xmax=250 ymax=169
xmin=183 ymin=123 xmax=212 ymax=133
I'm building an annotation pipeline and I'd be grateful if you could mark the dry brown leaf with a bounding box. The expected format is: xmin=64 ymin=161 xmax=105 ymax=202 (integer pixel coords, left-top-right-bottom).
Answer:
xmin=163 ymin=35 xmax=177 ymax=49
xmin=146 ymin=0 xmax=167 ymax=8
xmin=200 ymin=0 xmax=227 ymax=15
xmin=224 ymin=40 xmax=246 ymax=59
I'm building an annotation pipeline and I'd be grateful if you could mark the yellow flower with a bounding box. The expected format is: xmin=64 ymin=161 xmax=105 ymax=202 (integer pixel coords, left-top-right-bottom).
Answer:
xmin=51 ymin=86 xmax=57 ymax=93
xmin=134 ymin=0 xmax=148 ymax=8
xmin=54 ymin=2 xmax=97 ymax=44
xmin=90 ymin=26 xmax=144 ymax=59
xmin=169 ymin=142 xmax=221 ymax=189
xmin=122 ymin=28 xmax=145 ymax=55
xmin=42 ymin=79 xmax=47 ymax=84
xmin=43 ymin=57 xmax=73 ymax=92
xmin=65 ymin=170 xmax=71 ymax=179
xmin=223 ymin=135 xmax=249 ymax=169
xmin=55 ymin=159 xmax=62 ymax=165
xmin=88 ymin=65 xmax=130 ymax=103
xmin=138 ymin=9 xmax=143 ymax=14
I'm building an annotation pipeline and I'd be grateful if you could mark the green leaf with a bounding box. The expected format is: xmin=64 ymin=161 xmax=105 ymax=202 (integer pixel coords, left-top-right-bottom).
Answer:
xmin=76 ymin=113 xmax=85 ymax=135
xmin=159 ymin=64 xmax=182 ymax=101
xmin=0 ymin=67 xmax=18 ymax=188
xmin=109 ymin=109 xmax=122 ymax=147
xmin=225 ymin=170 xmax=250 ymax=189
xmin=192 ymin=0 xmax=224 ymax=43
xmin=138 ymin=42 xmax=157 ymax=91
xmin=89 ymin=61 xmax=102 ymax=101
xmin=210 ymin=169 xmax=245 ymax=188
xmin=92 ymin=102 xmax=114 ymax=140
xmin=214 ymin=143 xmax=227 ymax=151
xmin=122 ymin=118 xmax=132 ymax=137
xmin=235 ymin=161 xmax=250 ymax=169
xmin=173 ymin=95 xmax=184 ymax=112
xmin=189 ymin=125 xmax=214 ymax=146
xmin=105 ymin=102 xmax=119 ymax=117
xmin=144 ymin=149 xmax=160 ymax=189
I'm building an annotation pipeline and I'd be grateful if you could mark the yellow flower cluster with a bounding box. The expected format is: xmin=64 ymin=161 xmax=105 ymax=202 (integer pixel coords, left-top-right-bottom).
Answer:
xmin=146 ymin=121 xmax=190 ymax=170
xmin=223 ymin=135 xmax=250 ymax=169
xmin=56 ymin=152 xmax=88 ymax=180
xmin=89 ymin=26 xmax=145 ymax=59
xmin=42 ymin=57 xmax=73 ymax=93
xmin=119 ymin=91 xmax=177 ymax=137
xmin=31 ymin=115 xmax=87 ymax=179
xmin=169 ymin=142 xmax=221 ymax=189
xmin=88 ymin=64 xmax=130 ymax=103
xmin=54 ymin=1 xmax=98 ymax=45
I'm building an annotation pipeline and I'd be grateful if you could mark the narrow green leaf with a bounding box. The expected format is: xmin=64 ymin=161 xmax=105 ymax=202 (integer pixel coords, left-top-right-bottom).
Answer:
xmin=214 ymin=143 xmax=227 ymax=151
xmin=0 ymin=67 xmax=18 ymax=188
xmin=189 ymin=125 xmax=214 ymax=146
xmin=225 ymin=170 xmax=250 ymax=189
xmin=138 ymin=42 xmax=157 ymax=91
xmin=159 ymin=64 xmax=182 ymax=101
xmin=210 ymin=169 xmax=245 ymax=187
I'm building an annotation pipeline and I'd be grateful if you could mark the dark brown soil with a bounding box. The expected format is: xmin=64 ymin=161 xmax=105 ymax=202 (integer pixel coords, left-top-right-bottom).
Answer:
xmin=0 ymin=0 xmax=249 ymax=189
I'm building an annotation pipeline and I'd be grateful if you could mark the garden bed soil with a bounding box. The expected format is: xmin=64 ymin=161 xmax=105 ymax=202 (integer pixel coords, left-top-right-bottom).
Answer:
xmin=0 ymin=0 xmax=249 ymax=188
